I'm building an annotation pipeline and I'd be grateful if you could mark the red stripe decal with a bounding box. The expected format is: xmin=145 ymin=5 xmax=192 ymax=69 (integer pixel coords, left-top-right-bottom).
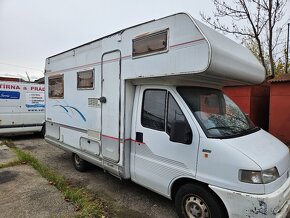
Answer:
xmin=130 ymin=139 xmax=145 ymax=144
xmin=101 ymin=134 xmax=119 ymax=140
xmin=48 ymin=39 xmax=205 ymax=74
xmin=101 ymin=134 xmax=145 ymax=144
xmin=170 ymin=38 xmax=205 ymax=48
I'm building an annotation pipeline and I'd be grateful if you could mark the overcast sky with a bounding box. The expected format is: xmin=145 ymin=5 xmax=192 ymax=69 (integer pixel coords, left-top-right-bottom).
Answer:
xmin=0 ymin=0 xmax=289 ymax=81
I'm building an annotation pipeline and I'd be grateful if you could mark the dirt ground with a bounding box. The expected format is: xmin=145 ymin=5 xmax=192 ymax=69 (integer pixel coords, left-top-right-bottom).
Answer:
xmin=1 ymin=134 xmax=290 ymax=218
xmin=8 ymin=135 xmax=177 ymax=218
xmin=0 ymin=143 xmax=76 ymax=218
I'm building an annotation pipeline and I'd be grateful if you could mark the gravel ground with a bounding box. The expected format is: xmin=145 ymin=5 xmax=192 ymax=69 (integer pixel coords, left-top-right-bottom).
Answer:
xmin=0 ymin=144 xmax=16 ymax=165
xmin=11 ymin=134 xmax=177 ymax=218
xmin=0 ymin=165 xmax=75 ymax=218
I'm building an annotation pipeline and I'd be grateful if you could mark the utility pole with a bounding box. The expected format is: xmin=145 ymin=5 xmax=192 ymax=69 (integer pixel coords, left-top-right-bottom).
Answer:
xmin=286 ymin=23 xmax=290 ymax=74
xmin=26 ymin=72 xmax=31 ymax=82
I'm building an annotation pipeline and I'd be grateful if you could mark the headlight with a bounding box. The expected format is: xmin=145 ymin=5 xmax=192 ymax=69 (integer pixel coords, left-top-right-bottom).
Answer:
xmin=262 ymin=167 xmax=280 ymax=183
xmin=239 ymin=167 xmax=279 ymax=184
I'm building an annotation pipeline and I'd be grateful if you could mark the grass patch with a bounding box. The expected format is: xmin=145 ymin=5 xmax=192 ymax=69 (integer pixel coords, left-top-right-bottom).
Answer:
xmin=13 ymin=148 xmax=108 ymax=218
xmin=0 ymin=139 xmax=15 ymax=147
xmin=0 ymin=159 xmax=22 ymax=169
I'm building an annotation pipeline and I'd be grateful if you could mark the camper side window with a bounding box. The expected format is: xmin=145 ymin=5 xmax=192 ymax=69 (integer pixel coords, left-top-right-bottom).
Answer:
xmin=48 ymin=75 xmax=64 ymax=98
xmin=77 ymin=70 xmax=94 ymax=89
xmin=132 ymin=29 xmax=168 ymax=58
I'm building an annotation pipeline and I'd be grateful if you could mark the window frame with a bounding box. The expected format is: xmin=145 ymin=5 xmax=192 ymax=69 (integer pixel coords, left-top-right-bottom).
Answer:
xmin=132 ymin=29 xmax=169 ymax=59
xmin=77 ymin=69 xmax=94 ymax=90
xmin=48 ymin=74 xmax=64 ymax=99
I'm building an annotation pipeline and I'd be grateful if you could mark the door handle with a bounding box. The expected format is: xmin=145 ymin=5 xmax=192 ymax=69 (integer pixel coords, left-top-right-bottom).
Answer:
xmin=99 ymin=96 xmax=106 ymax=103
xmin=136 ymin=132 xmax=143 ymax=143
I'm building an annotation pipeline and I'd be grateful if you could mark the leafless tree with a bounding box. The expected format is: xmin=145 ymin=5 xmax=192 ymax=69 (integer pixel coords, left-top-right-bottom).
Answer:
xmin=200 ymin=0 xmax=288 ymax=77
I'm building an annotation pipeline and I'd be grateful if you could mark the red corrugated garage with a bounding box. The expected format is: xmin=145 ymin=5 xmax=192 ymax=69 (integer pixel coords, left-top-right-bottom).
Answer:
xmin=269 ymin=74 xmax=290 ymax=145
xmin=223 ymin=84 xmax=270 ymax=131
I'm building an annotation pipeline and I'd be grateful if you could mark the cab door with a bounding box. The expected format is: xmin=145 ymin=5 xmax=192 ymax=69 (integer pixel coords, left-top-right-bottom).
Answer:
xmin=133 ymin=86 xmax=199 ymax=196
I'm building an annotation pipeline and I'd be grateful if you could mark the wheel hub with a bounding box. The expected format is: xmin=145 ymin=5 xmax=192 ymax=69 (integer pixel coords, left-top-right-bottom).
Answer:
xmin=185 ymin=196 xmax=210 ymax=218
xmin=74 ymin=154 xmax=81 ymax=165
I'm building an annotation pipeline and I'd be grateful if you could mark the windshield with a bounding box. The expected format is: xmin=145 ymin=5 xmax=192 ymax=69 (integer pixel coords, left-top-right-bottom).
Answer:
xmin=177 ymin=87 xmax=258 ymax=138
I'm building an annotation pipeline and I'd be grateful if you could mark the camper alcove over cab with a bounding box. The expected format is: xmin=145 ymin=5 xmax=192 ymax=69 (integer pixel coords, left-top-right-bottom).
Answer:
xmin=45 ymin=13 xmax=290 ymax=218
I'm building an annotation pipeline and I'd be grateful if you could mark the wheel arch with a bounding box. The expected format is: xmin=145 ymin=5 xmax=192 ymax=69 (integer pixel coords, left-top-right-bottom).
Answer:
xmin=170 ymin=177 xmax=229 ymax=217
xmin=170 ymin=177 xmax=207 ymax=200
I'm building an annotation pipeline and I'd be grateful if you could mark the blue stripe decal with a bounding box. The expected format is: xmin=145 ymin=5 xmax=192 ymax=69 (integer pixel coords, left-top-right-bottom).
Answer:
xmin=53 ymin=104 xmax=69 ymax=112
xmin=65 ymin=106 xmax=87 ymax=121
xmin=53 ymin=104 xmax=86 ymax=121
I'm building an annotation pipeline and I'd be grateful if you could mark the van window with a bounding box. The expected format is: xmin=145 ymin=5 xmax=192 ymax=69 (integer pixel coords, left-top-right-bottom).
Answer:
xmin=166 ymin=93 xmax=188 ymax=134
xmin=177 ymin=87 xmax=257 ymax=139
xmin=48 ymin=75 xmax=64 ymax=98
xmin=133 ymin=29 xmax=168 ymax=57
xmin=141 ymin=90 xmax=192 ymax=144
xmin=141 ymin=90 xmax=166 ymax=131
xmin=166 ymin=93 xmax=192 ymax=144
xmin=77 ymin=70 xmax=94 ymax=89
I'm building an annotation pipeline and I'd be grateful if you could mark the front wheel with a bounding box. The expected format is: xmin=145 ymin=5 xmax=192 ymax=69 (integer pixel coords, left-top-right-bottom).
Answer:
xmin=175 ymin=183 xmax=227 ymax=218
xmin=72 ymin=153 xmax=89 ymax=172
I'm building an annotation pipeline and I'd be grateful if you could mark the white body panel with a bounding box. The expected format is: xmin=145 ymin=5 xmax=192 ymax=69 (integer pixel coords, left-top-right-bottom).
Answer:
xmin=0 ymin=82 xmax=45 ymax=134
xmin=210 ymin=175 xmax=290 ymax=218
xmin=132 ymin=86 xmax=200 ymax=196
xmin=46 ymin=13 xmax=265 ymax=87
xmin=45 ymin=13 xmax=289 ymax=217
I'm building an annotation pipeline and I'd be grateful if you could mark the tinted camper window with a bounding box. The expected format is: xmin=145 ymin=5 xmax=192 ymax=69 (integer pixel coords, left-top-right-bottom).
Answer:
xmin=48 ymin=75 xmax=64 ymax=98
xmin=133 ymin=29 xmax=168 ymax=57
xmin=77 ymin=70 xmax=94 ymax=89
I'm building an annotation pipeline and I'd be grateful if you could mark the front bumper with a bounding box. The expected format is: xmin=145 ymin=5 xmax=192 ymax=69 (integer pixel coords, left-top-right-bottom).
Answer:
xmin=210 ymin=176 xmax=290 ymax=218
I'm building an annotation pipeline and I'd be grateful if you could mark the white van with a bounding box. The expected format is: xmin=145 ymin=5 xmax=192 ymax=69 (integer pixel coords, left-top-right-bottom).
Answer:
xmin=44 ymin=13 xmax=290 ymax=218
xmin=0 ymin=81 xmax=45 ymax=135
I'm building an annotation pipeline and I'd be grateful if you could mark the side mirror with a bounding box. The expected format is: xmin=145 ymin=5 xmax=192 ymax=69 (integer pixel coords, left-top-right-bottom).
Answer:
xmin=169 ymin=121 xmax=192 ymax=144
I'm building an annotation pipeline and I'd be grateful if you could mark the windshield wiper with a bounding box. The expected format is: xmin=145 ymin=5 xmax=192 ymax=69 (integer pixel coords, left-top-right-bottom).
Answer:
xmin=206 ymin=126 xmax=247 ymax=131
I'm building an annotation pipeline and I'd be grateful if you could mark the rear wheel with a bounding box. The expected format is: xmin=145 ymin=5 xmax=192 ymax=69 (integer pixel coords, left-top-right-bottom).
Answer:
xmin=40 ymin=123 xmax=45 ymax=137
xmin=175 ymin=183 xmax=227 ymax=218
xmin=72 ymin=153 xmax=89 ymax=172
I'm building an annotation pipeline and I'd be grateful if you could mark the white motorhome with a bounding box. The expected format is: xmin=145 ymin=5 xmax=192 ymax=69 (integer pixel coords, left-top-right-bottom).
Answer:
xmin=45 ymin=13 xmax=290 ymax=218
xmin=0 ymin=81 xmax=45 ymax=135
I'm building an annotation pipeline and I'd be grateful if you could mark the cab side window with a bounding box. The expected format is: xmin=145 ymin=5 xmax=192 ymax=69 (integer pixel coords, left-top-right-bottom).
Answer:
xmin=166 ymin=93 xmax=187 ymax=134
xmin=141 ymin=90 xmax=166 ymax=131
xmin=141 ymin=90 xmax=192 ymax=144
xmin=167 ymin=93 xmax=192 ymax=144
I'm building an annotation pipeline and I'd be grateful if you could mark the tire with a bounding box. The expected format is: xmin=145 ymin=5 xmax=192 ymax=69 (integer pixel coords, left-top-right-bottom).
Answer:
xmin=175 ymin=183 xmax=228 ymax=218
xmin=72 ymin=153 xmax=89 ymax=172
xmin=40 ymin=123 xmax=45 ymax=137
